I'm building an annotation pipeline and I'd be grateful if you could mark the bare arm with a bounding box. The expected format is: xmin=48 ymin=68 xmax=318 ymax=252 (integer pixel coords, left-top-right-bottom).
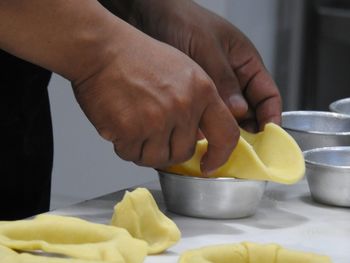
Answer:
xmin=0 ymin=0 xmax=239 ymax=174
xmin=0 ymin=1 xmax=118 ymax=83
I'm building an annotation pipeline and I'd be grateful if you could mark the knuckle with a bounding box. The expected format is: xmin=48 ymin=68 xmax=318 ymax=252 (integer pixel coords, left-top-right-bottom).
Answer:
xmin=117 ymin=117 xmax=141 ymax=142
xmin=191 ymin=69 xmax=210 ymax=87
xmin=186 ymin=69 xmax=218 ymax=104
xmin=99 ymin=113 xmax=147 ymax=145
xmin=97 ymin=127 xmax=115 ymax=142
xmin=197 ymin=77 xmax=217 ymax=97
xmin=117 ymin=116 xmax=133 ymax=135
xmin=171 ymin=93 xmax=191 ymax=110
xmin=138 ymin=156 xmax=166 ymax=168
xmin=113 ymin=142 xmax=140 ymax=162
xmin=170 ymin=95 xmax=193 ymax=123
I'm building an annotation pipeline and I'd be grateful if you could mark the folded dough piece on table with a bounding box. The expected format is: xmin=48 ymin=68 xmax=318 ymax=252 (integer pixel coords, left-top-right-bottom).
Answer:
xmin=0 ymin=244 xmax=116 ymax=263
xmin=0 ymin=214 xmax=147 ymax=263
xmin=111 ymin=188 xmax=181 ymax=255
xmin=178 ymin=242 xmax=332 ymax=263
xmin=165 ymin=123 xmax=305 ymax=184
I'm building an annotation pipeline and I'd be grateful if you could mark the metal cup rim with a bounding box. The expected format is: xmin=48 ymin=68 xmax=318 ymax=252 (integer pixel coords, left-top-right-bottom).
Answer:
xmin=158 ymin=171 xmax=266 ymax=183
xmin=282 ymin=111 xmax=350 ymax=135
xmin=329 ymin=97 xmax=350 ymax=114
xmin=304 ymin=146 xmax=350 ymax=170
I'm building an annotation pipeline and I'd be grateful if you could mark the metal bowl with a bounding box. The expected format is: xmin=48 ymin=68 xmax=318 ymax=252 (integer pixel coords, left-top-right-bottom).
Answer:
xmin=282 ymin=111 xmax=350 ymax=151
xmin=329 ymin=97 xmax=350 ymax=115
xmin=158 ymin=171 xmax=266 ymax=219
xmin=304 ymin=147 xmax=350 ymax=207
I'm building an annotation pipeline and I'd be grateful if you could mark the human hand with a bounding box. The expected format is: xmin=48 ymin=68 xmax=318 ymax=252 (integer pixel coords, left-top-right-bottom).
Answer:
xmin=0 ymin=0 xmax=238 ymax=173
xmin=132 ymin=0 xmax=282 ymax=132
xmin=72 ymin=23 xmax=239 ymax=174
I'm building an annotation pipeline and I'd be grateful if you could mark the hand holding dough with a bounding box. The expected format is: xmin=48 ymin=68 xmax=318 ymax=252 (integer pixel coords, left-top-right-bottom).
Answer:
xmin=165 ymin=123 xmax=305 ymax=184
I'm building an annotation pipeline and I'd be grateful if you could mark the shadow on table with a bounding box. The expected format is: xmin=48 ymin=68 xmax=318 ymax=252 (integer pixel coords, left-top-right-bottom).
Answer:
xmin=299 ymin=194 xmax=350 ymax=212
xmin=172 ymin=215 xmax=245 ymax=237
xmin=234 ymin=188 xmax=309 ymax=229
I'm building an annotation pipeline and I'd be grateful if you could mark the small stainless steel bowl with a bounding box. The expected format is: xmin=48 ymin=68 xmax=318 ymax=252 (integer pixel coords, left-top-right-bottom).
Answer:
xmin=282 ymin=111 xmax=350 ymax=151
xmin=304 ymin=147 xmax=350 ymax=207
xmin=158 ymin=171 xmax=266 ymax=219
xmin=329 ymin=97 xmax=350 ymax=115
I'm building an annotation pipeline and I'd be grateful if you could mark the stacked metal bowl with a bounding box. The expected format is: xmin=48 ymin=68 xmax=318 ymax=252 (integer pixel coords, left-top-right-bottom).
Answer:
xmin=282 ymin=98 xmax=350 ymax=207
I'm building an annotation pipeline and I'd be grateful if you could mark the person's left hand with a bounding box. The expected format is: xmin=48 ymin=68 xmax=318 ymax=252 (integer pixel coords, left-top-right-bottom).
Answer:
xmin=131 ymin=0 xmax=282 ymax=132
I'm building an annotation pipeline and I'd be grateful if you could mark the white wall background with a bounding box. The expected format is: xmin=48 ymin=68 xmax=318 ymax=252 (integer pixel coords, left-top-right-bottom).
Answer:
xmin=49 ymin=0 xmax=279 ymax=209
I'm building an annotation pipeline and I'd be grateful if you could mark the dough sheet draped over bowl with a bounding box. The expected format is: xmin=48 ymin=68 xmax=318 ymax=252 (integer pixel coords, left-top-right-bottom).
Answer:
xmin=165 ymin=123 xmax=305 ymax=184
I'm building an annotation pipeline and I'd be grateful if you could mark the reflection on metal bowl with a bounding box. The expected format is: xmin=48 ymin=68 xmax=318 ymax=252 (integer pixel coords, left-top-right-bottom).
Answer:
xmin=282 ymin=111 xmax=350 ymax=151
xmin=304 ymin=147 xmax=350 ymax=207
xmin=158 ymin=171 xmax=266 ymax=219
xmin=329 ymin=97 xmax=350 ymax=115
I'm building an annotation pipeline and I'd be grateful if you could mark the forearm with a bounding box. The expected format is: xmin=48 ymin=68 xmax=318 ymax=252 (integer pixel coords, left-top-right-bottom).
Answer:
xmin=0 ymin=0 xmax=130 ymax=83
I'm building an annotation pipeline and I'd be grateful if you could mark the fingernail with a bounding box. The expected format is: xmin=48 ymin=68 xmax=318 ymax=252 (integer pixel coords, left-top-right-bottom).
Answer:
xmin=229 ymin=94 xmax=246 ymax=107
xmin=200 ymin=158 xmax=216 ymax=177
xmin=203 ymin=169 xmax=216 ymax=177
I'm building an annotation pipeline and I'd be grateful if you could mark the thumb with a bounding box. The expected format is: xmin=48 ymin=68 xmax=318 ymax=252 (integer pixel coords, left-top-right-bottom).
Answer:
xmin=194 ymin=45 xmax=248 ymax=119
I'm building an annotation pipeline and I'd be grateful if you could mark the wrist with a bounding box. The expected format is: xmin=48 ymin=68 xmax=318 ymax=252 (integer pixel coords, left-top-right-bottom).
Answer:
xmin=66 ymin=17 xmax=132 ymax=86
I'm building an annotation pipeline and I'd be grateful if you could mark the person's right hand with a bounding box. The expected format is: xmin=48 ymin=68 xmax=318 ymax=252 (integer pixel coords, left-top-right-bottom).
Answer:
xmin=72 ymin=24 xmax=239 ymax=174
xmin=0 ymin=0 xmax=238 ymax=174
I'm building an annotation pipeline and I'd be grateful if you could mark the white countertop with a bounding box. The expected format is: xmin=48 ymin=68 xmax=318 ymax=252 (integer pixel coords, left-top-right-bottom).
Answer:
xmin=52 ymin=179 xmax=350 ymax=263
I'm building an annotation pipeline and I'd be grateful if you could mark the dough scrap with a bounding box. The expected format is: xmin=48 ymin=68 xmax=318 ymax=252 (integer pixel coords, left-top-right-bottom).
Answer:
xmin=111 ymin=188 xmax=181 ymax=254
xmin=165 ymin=123 xmax=305 ymax=184
xmin=0 ymin=214 xmax=147 ymax=263
xmin=0 ymin=244 xmax=114 ymax=263
xmin=178 ymin=242 xmax=332 ymax=263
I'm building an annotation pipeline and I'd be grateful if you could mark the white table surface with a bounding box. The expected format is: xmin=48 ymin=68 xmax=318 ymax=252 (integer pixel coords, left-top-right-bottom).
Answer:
xmin=51 ymin=179 xmax=350 ymax=263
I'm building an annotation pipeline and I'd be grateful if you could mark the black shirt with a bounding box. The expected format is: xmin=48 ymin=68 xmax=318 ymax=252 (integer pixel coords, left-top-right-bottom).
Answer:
xmin=0 ymin=50 xmax=53 ymax=220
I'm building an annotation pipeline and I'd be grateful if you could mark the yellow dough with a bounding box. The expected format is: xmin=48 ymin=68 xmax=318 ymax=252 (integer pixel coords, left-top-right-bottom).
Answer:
xmin=0 ymin=214 xmax=147 ymax=263
xmin=0 ymin=244 xmax=114 ymax=263
xmin=111 ymin=188 xmax=181 ymax=255
xmin=178 ymin=242 xmax=332 ymax=263
xmin=165 ymin=123 xmax=305 ymax=184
